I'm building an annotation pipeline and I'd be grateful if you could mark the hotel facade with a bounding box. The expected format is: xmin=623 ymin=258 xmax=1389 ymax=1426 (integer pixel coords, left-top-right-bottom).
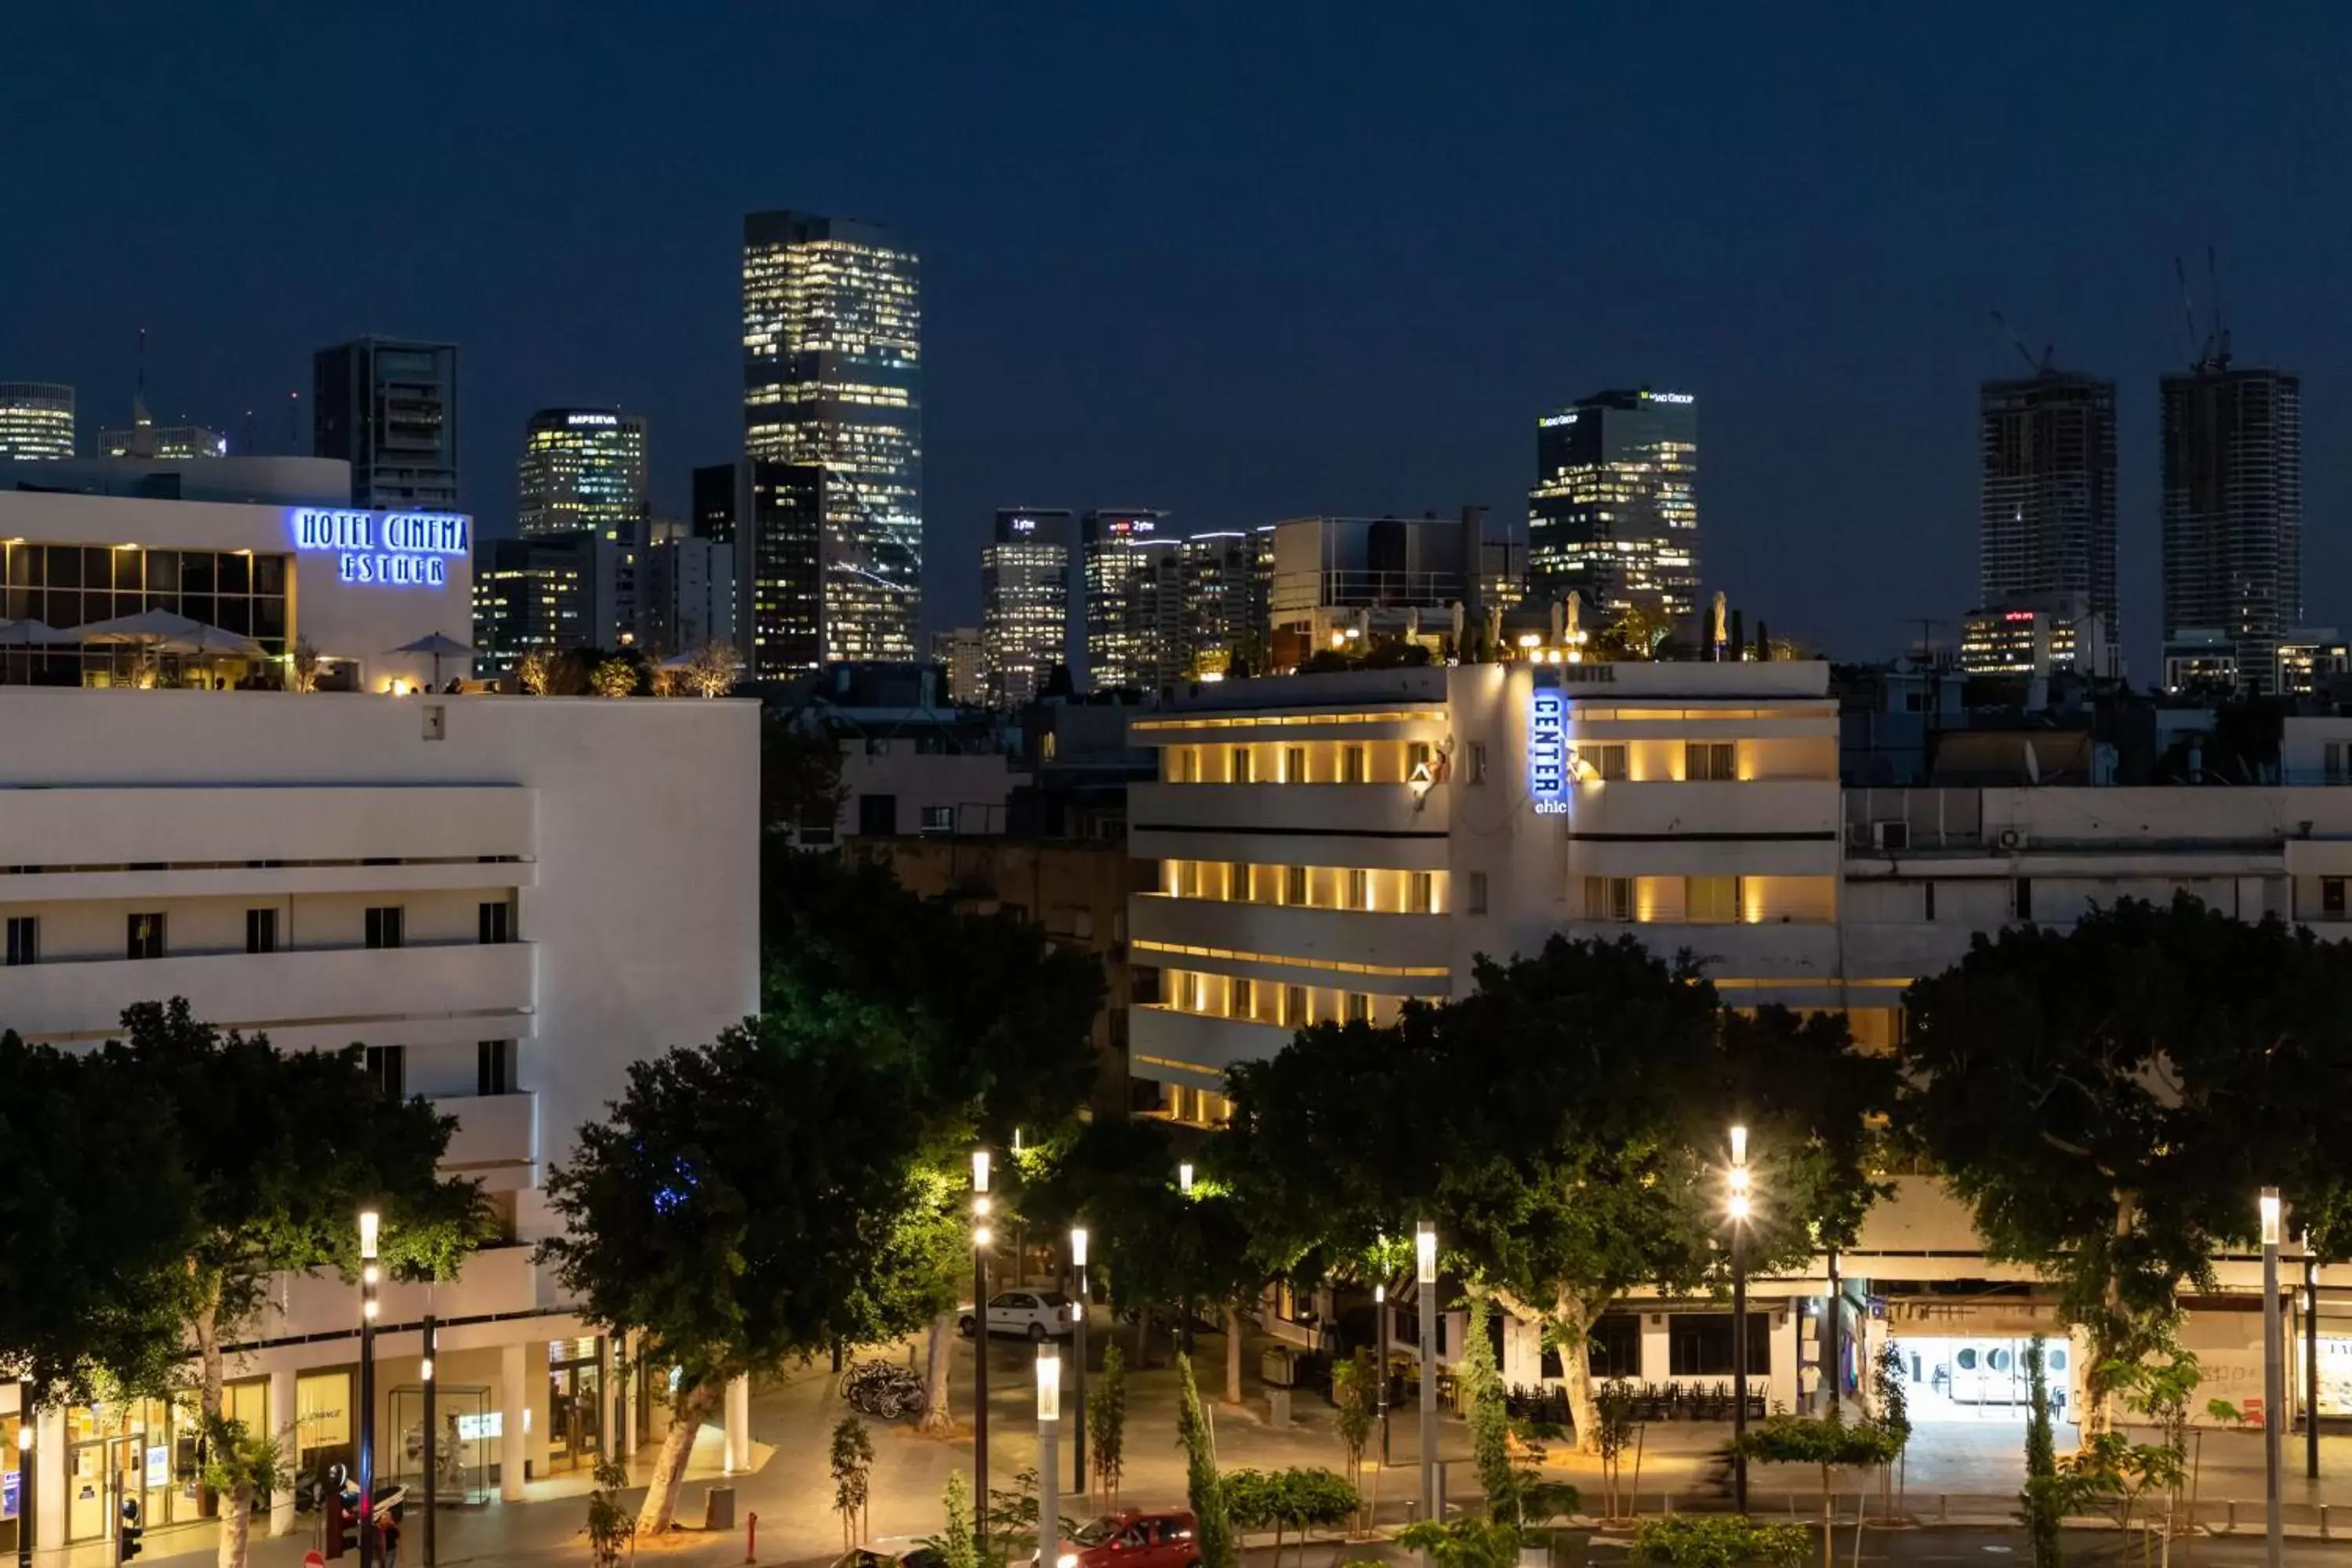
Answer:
xmin=1129 ymin=658 xmax=2352 ymax=1425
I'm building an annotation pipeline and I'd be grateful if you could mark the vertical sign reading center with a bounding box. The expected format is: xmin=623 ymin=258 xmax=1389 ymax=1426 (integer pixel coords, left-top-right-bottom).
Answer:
xmin=1529 ymin=671 xmax=1569 ymax=815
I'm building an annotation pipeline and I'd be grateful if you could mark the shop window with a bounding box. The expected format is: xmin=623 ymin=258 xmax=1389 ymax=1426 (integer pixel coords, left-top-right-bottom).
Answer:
xmin=478 ymin=1040 xmax=518 ymax=1095
xmin=478 ymin=900 xmax=513 ymax=944
xmin=1468 ymin=872 xmax=1489 ymax=915
xmin=5 ymin=915 xmax=35 ymax=966
xmin=245 ymin=907 xmax=278 ymax=954
xmin=127 ymin=912 xmax=166 ymax=960
xmin=366 ymin=1045 xmax=405 ymax=1099
xmin=365 ymin=906 xmax=405 ymax=949
xmin=1588 ymin=1313 xmax=1643 ymax=1377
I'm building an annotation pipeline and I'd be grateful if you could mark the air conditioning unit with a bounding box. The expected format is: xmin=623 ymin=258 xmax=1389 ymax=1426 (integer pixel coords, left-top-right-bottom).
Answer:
xmin=1997 ymin=827 xmax=2027 ymax=851
xmin=1871 ymin=821 xmax=1910 ymax=851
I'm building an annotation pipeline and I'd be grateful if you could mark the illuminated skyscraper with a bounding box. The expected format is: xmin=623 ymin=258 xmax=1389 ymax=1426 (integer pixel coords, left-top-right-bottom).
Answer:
xmin=314 ymin=338 xmax=459 ymax=510
xmin=517 ymin=408 xmax=648 ymax=539
xmin=1083 ymin=509 xmax=1181 ymax=691
xmin=2161 ymin=359 xmax=2302 ymax=693
xmin=1526 ymin=388 xmax=1698 ymax=620
xmin=742 ymin=210 xmax=921 ymax=662
xmin=1179 ymin=531 xmax=1265 ymax=677
xmin=0 ymin=383 xmax=74 ymax=459
xmin=932 ymin=626 xmax=986 ymax=706
xmin=1979 ymin=368 xmax=2117 ymax=636
xmin=982 ymin=508 xmax=1073 ymax=705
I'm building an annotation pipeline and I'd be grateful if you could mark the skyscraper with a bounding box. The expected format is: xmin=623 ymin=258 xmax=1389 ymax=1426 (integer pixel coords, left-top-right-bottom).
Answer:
xmin=517 ymin=408 xmax=648 ymax=539
xmin=932 ymin=626 xmax=986 ymax=706
xmin=708 ymin=458 xmax=829 ymax=681
xmin=1083 ymin=510 xmax=1181 ymax=691
xmin=1979 ymin=368 xmax=2118 ymax=635
xmin=2161 ymin=359 xmax=2303 ymax=693
xmin=0 ymin=383 xmax=74 ymax=459
xmin=742 ymin=210 xmax=921 ymax=662
xmin=982 ymin=509 xmax=1073 ymax=705
xmin=313 ymin=338 xmax=459 ymax=510
xmin=1180 ymin=531 xmax=1265 ymax=677
xmin=1526 ymin=389 xmax=1699 ymax=620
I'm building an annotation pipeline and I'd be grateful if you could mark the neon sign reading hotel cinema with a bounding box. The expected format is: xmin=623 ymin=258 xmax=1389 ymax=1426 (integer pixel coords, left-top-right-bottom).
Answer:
xmin=289 ymin=508 xmax=470 ymax=588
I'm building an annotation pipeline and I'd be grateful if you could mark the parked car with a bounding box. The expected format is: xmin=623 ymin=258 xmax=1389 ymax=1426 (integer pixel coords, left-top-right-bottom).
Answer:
xmin=959 ymin=1290 xmax=1076 ymax=1341
xmin=1041 ymin=1510 xmax=1201 ymax=1568
xmin=833 ymin=1539 xmax=947 ymax=1568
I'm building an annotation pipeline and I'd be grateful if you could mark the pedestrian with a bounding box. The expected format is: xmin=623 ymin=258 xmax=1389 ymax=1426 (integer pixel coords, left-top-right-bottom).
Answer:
xmin=379 ymin=1507 xmax=401 ymax=1568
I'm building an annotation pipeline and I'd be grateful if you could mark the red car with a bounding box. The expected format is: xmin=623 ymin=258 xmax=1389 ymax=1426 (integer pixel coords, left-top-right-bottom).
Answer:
xmin=1047 ymin=1510 xmax=1201 ymax=1568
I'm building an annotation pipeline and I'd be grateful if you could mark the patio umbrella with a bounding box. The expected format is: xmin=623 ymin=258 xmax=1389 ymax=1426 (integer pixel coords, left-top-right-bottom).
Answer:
xmin=388 ymin=631 xmax=474 ymax=689
xmin=0 ymin=619 xmax=68 ymax=645
xmin=163 ymin=625 xmax=267 ymax=659
xmin=74 ymin=608 xmax=209 ymax=646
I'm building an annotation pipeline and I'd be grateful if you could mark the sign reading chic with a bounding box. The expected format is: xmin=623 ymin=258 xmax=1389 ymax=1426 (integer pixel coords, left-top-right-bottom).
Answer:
xmin=289 ymin=509 xmax=469 ymax=588
xmin=1529 ymin=673 xmax=1569 ymax=815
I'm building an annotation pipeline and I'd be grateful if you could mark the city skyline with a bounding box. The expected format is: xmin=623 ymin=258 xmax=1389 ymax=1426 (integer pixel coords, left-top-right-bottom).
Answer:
xmin=6 ymin=6 xmax=2348 ymax=675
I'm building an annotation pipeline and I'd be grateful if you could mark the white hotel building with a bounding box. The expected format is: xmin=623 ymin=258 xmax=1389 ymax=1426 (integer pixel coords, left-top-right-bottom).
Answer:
xmin=1 ymin=490 xmax=758 ymax=1556
xmin=1129 ymin=659 xmax=2352 ymax=1425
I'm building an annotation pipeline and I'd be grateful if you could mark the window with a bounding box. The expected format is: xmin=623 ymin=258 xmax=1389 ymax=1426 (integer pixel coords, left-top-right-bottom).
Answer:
xmin=365 ymin=1045 xmax=406 ymax=1100
xmin=919 ymin=805 xmax=955 ymax=833
xmin=1230 ymin=747 xmax=1254 ymax=783
xmin=1346 ymin=868 xmax=1370 ymax=909
xmin=1407 ymin=741 xmax=1432 ymax=772
xmin=1924 ymin=882 xmax=1937 ymax=921
xmin=1176 ymin=860 xmax=1202 ymax=898
xmin=1584 ymin=877 xmax=1634 ymax=922
xmin=2328 ymin=879 xmax=2349 ymax=920
xmin=1228 ymin=862 xmax=1252 ymax=902
xmin=858 ymin=793 xmax=898 ymax=835
xmin=2330 ymin=742 xmax=2350 ymax=783
xmin=1685 ymin=742 xmax=1737 ymax=781
xmin=1467 ymin=871 xmax=1489 ymax=914
xmin=478 ymin=900 xmax=513 ymax=944
xmin=1588 ymin=1314 xmax=1643 ymax=1377
xmin=1668 ymin=1312 xmax=1772 ymax=1377
xmin=1686 ymin=877 xmax=1741 ymax=924
xmin=1342 ymin=745 xmax=1367 ymax=784
xmin=1232 ymin=978 xmax=1255 ymax=1020
xmin=1577 ymin=743 xmax=1628 ymax=781
xmin=4 ymin=916 xmax=35 ymax=967
xmin=245 ymin=908 xmax=278 ymax=954
xmin=1345 ymin=993 xmax=1372 ymax=1024
xmin=1283 ymin=985 xmax=1307 ymax=1025
xmin=2013 ymin=878 xmax=2034 ymax=920
xmin=1283 ymin=864 xmax=1308 ymax=906
xmin=365 ymin=906 xmax=405 ymax=949
xmin=1406 ymin=871 xmax=1434 ymax=914
xmin=1284 ymin=746 xmax=1308 ymax=782
xmin=1468 ymin=741 xmax=1489 ymax=783
xmin=477 ymin=1040 xmax=517 ymax=1095
xmin=127 ymin=912 xmax=166 ymax=960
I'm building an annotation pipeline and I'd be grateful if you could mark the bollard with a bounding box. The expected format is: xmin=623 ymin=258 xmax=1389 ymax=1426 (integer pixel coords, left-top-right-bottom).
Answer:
xmin=1938 ymin=1494 xmax=1947 ymax=1524
xmin=2323 ymin=1504 xmax=2332 ymax=1541
xmin=2227 ymin=1499 xmax=2237 ymax=1532
xmin=1663 ymin=1494 xmax=1672 ymax=1517
xmin=745 ymin=1512 xmax=757 ymax=1564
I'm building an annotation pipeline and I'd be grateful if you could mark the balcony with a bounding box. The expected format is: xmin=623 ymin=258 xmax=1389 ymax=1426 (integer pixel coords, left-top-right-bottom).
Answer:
xmin=436 ymin=1091 xmax=538 ymax=1192
xmin=1131 ymin=894 xmax=1451 ymax=974
xmin=1129 ymin=782 xmax=1449 ymax=868
xmin=0 ymin=940 xmax=535 ymax=1041
xmin=0 ymin=785 xmax=533 ymax=868
xmin=1130 ymin=1004 xmax=1294 ymax=1089
xmin=255 ymin=1242 xmax=545 ymax=1341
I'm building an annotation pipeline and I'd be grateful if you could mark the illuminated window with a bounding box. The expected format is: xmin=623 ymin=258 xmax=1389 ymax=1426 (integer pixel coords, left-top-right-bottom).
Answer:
xmin=1228 ymin=862 xmax=1251 ymax=902
xmin=1230 ymin=747 xmax=1254 ymax=783
xmin=1346 ymin=993 xmax=1372 ymax=1024
xmin=1346 ymin=868 xmax=1370 ymax=909
xmin=1342 ymin=746 xmax=1367 ymax=784
xmin=1685 ymin=742 xmax=1737 ymax=781
xmin=1584 ymin=877 xmax=1634 ymax=922
xmin=1686 ymin=877 xmax=1741 ymax=924
xmin=1283 ymin=865 xmax=1308 ymax=906
xmin=1284 ymin=985 xmax=1308 ymax=1025
xmin=1285 ymin=746 xmax=1308 ymax=782
xmin=1232 ymin=978 xmax=1255 ymax=1020
xmin=1406 ymin=873 xmax=1434 ymax=914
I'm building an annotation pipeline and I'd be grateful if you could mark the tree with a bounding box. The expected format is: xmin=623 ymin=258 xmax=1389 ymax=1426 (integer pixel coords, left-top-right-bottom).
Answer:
xmin=515 ymin=649 xmax=553 ymax=694
xmin=1870 ymin=1341 xmax=1911 ymax=1508
xmin=201 ymin=1417 xmax=288 ymax=1568
xmin=1224 ymin=1469 xmax=1359 ymax=1568
xmin=1396 ymin=1519 xmax=1527 ymax=1568
xmin=1225 ymin=937 xmax=1892 ymax=1448
xmin=760 ymin=718 xmax=846 ymax=836
xmin=934 ymin=1472 xmax=979 ymax=1568
xmin=585 ymin=1455 xmax=637 ymax=1568
xmin=831 ymin=1417 xmax=876 ymax=1548
xmin=682 ymin=641 xmax=736 ymax=698
xmin=1899 ymin=896 xmax=2352 ymax=1439
xmin=2020 ymin=1337 xmax=2064 ymax=1568
xmin=1176 ymin=1356 xmax=1238 ymax=1568
xmin=1629 ymin=1516 xmax=1809 ymax=1568
xmin=1591 ymin=1379 xmax=1640 ymax=1522
xmin=1459 ymin=1294 xmax=1515 ymax=1512
xmin=539 ymin=1014 xmax=945 ymax=1534
xmin=1734 ymin=1414 xmax=1902 ymax=1568
xmin=592 ymin=658 xmax=637 ymax=698
xmin=1088 ymin=1342 xmax=1128 ymax=1509
xmin=1330 ymin=1352 xmax=1377 ymax=1525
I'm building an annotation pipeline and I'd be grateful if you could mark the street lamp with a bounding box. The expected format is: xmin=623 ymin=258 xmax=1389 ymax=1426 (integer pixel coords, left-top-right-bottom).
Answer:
xmin=2261 ymin=1189 xmax=2284 ymax=1568
xmin=1070 ymin=1227 xmax=1090 ymax=1498
xmin=1176 ymin=1163 xmax=1196 ymax=1354
xmin=16 ymin=1381 xmax=34 ymax=1568
xmin=2304 ymin=1232 xmax=2321 ymax=1482
xmin=1415 ymin=1222 xmax=1438 ymax=1533
xmin=1375 ymin=1283 xmax=1391 ymax=1465
xmin=972 ymin=1149 xmax=992 ymax=1552
xmin=420 ymin=1314 xmax=437 ymax=1568
xmin=1178 ymin=1162 xmax=1194 ymax=1196
xmin=1728 ymin=1127 xmax=1751 ymax=1515
xmin=1036 ymin=1345 xmax=1062 ymax=1568
xmin=358 ymin=1207 xmax=381 ymax=1568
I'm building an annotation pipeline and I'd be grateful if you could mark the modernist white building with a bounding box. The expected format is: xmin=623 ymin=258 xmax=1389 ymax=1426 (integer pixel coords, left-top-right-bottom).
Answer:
xmin=0 ymin=687 xmax=757 ymax=1553
xmin=1130 ymin=659 xmax=2352 ymax=1425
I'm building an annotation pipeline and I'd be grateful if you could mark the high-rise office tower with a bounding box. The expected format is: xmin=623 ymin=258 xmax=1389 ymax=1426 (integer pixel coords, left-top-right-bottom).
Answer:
xmin=0 ymin=383 xmax=74 ymax=459
xmin=701 ymin=458 xmax=827 ymax=681
xmin=517 ymin=409 xmax=648 ymax=538
xmin=1979 ymin=368 xmax=2118 ymax=635
xmin=472 ymin=532 xmax=609 ymax=670
xmin=2161 ymin=357 xmax=2303 ymax=693
xmin=1083 ymin=509 xmax=1181 ymax=690
xmin=982 ymin=508 xmax=1073 ymax=705
xmin=314 ymin=339 xmax=459 ymax=510
xmin=932 ymin=626 xmax=986 ymax=706
xmin=1180 ymin=531 xmax=1265 ymax=677
xmin=1526 ymin=388 xmax=1699 ymax=620
xmin=742 ymin=210 xmax=921 ymax=662
xmin=645 ymin=535 xmax=737 ymax=655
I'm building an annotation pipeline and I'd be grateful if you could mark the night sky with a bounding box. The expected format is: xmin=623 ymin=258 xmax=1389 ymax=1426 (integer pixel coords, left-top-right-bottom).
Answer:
xmin=6 ymin=4 xmax=2346 ymax=671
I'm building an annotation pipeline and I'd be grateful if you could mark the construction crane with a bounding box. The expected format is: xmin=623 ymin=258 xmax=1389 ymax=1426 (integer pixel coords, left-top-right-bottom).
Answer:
xmin=1988 ymin=311 xmax=2055 ymax=376
xmin=2176 ymin=251 xmax=2233 ymax=372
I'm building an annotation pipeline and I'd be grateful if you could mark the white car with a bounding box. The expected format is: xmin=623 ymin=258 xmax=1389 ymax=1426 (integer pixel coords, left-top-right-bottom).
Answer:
xmin=960 ymin=1289 xmax=1076 ymax=1341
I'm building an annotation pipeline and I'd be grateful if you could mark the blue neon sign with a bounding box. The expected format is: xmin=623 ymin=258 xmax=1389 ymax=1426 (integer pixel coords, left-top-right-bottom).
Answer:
xmin=1529 ymin=671 xmax=1569 ymax=815
xmin=289 ymin=508 xmax=469 ymax=588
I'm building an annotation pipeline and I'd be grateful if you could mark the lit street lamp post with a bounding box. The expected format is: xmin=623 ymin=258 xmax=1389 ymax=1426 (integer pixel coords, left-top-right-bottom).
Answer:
xmin=17 ymin=1380 xmax=34 ymax=1568
xmin=1036 ymin=1345 xmax=1061 ymax=1568
xmin=1177 ymin=1163 xmax=1196 ymax=1356
xmin=420 ymin=1315 xmax=437 ymax=1568
xmin=2262 ymin=1189 xmax=2284 ymax=1568
xmin=1070 ymin=1228 xmax=1090 ymax=1498
xmin=2307 ymin=1236 xmax=2321 ymax=1482
xmin=358 ymin=1208 xmax=381 ymax=1568
xmin=973 ymin=1150 xmax=993 ymax=1554
xmin=1729 ymin=1127 xmax=1751 ymax=1516
xmin=1375 ymin=1283 xmax=1391 ymax=1465
xmin=1416 ymin=1222 xmax=1437 ymax=1532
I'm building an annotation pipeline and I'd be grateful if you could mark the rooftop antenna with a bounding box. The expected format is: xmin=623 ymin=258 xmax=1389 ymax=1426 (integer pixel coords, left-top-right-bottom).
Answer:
xmin=1988 ymin=311 xmax=2053 ymax=376
xmin=242 ymin=408 xmax=257 ymax=456
xmin=2207 ymin=245 xmax=2232 ymax=368
xmin=287 ymin=390 xmax=300 ymax=450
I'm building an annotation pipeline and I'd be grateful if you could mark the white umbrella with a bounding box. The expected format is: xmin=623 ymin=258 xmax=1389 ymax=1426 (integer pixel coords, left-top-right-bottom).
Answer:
xmin=163 ymin=625 xmax=267 ymax=660
xmin=0 ymin=619 xmax=69 ymax=645
xmin=75 ymin=608 xmax=209 ymax=646
xmin=388 ymin=631 xmax=474 ymax=689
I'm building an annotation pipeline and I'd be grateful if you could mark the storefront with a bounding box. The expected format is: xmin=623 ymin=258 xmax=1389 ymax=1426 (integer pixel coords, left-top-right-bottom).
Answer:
xmin=546 ymin=1338 xmax=604 ymax=1474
